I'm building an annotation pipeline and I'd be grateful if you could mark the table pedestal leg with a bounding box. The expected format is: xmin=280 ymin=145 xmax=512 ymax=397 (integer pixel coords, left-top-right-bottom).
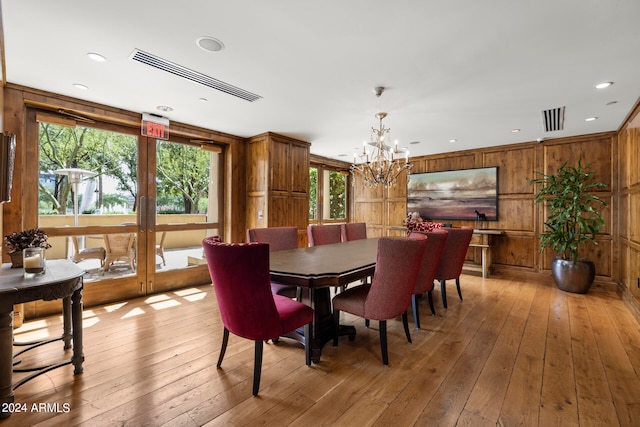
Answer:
xmin=308 ymin=287 xmax=355 ymax=363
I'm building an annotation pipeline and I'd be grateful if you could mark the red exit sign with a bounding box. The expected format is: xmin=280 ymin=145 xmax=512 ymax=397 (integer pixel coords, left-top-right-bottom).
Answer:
xmin=141 ymin=113 xmax=170 ymax=140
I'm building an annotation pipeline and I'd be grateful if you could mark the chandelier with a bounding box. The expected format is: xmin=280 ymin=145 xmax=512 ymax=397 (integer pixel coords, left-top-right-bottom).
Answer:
xmin=350 ymin=112 xmax=412 ymax=188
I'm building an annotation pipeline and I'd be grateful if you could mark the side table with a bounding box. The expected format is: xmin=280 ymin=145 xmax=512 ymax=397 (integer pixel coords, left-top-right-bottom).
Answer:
xmin=0 ymin=260 xmax=85 ymax=419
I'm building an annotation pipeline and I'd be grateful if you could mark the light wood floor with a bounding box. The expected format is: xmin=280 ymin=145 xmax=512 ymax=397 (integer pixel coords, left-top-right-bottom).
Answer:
xmin=5 ymin=273 xmax=640 ymax=426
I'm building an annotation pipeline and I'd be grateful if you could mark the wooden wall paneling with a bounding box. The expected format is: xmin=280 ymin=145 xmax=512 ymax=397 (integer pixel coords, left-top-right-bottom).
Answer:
xmin=426 ymin=153 xmax=476 ymax=172
xmin=631 ymin=248 xmax=640 ymax=299
xmin=387 ymin=199 xmax=407 ymax=233
xmin=542 ymin=134 xmax=614 ymax=189
xmin=492 ymin=234 xmax=536 ymax=269
xmin=355 ymin=201 xmax=383 ymax=227
xmin=268 ymin=194 xmax=289 ymax=227
xmin=2 ymin=87 xmax=26 ymax=249
xmin=290 ymin=196 xmax=310 ymax=247
xmin=269 ymin=138 xmax=289 ymax=192
xmin=226 ymin=140 xmax=246 ymax=243
xmin=484 ymin=147 xmax=536 ymax=194
xmin=496 ymin=196 xmax=534 ymax=231
xmin=290 ymin=143 xmax=310 ymax=194
xmin=631 ymin=193 xmax=640 ymax=243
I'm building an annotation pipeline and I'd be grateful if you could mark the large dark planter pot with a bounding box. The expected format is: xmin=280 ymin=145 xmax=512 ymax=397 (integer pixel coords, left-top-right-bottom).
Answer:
xmin=551 ymin=258 xmax=595 ymax=294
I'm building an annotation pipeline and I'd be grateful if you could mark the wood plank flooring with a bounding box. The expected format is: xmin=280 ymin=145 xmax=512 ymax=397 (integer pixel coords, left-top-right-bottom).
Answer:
xmin=5 ymin=273 xmax=640 ymax=426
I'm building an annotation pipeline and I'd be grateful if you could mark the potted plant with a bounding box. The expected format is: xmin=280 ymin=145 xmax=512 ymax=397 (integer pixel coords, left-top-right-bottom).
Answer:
xmin=530 ymin=160 xmax=606 ymax=293
xmin=4 ymin=228 xmax=52 ymax=268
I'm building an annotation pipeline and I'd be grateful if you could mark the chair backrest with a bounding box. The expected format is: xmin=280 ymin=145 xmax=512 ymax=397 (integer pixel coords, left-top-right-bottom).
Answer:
xmin=364 ymin=236 xmax=427 ymax=320
xmin=307 ymin=224 xmax=342 ymax=247
xmin=104 ymin=233 xmax=135 ymax=255
xmin=434 ymin=226 xmax=474 ymax=281
xmin=71 ymin=235 xmax=81 ymax=253
xmin=202 ymin=238 xmax=283 ymax=340
xmin=246 ymin=226 xmax=298 ymax=252
xmin=341 ymin=222 xmax=367 ymax=242
xmin=408 ymin=229 xmax=449 ymax=294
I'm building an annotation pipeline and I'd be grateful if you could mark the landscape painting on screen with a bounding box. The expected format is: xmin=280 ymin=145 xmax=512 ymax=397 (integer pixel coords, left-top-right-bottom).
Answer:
xmin=407 ymin=167 xmax=498 ymax=221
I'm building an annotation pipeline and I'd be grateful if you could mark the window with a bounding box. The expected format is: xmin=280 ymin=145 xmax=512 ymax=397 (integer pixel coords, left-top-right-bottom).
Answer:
xmin=309 ymin=167 xmax=318 ymax=220
xmin=324 ymin=170 xmax=346 ymax=221
xmin=309 ymin=164 xmax=348 ymax=224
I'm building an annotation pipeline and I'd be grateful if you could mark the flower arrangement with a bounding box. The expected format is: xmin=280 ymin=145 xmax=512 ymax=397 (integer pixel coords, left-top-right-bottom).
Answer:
xmin=4 ymin=228 xmax=52 ymax=253
xmin=403 ymin=211 xmax=423 ymax=225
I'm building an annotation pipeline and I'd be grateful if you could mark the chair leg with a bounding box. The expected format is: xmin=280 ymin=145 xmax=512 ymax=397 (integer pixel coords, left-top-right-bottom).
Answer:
xmin=217 ymin=327 xmax=229 ymax=368
xmin=412 ymin=294 xmax=420 ymax=329
xmin=365 ymin=319 xmax=370 ymax=328
xmin=333 ymin=309 xmax=340 ymax=346
xmin=402 ymin=311 xmax=412 ymax=344
xmin=379 ymin=320 xmax=388 ymax=365
xmin=440 ymin=280 xmax=448 ymax=308
xmin=456 ymin=277 xmax=463 ymax=301
xmin=304 ymin=323 xmax=311 ymax=366
xmin=253 ymin=340 xmax=263 ymax=396
xmin=427 ymin=291 xmax=436 ymax=316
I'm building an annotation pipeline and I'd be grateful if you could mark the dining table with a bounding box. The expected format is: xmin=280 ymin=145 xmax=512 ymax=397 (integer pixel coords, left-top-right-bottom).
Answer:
xmin=269 ymin=237 xmax=379 ymax=362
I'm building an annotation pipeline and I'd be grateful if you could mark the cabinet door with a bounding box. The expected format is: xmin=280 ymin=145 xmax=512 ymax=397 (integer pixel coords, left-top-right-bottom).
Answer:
xmin=269 ymin=139 xmax=289 ymax=192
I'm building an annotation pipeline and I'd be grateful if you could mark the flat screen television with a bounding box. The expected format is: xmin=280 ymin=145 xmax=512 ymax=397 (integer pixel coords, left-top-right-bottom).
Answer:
xmin=407 ymin=166 xmax=498 ymax=221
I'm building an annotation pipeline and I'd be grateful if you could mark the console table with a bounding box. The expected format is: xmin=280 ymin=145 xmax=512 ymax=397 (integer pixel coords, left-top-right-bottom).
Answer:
xmin=468 ymin=229 xmax=504 ymax=278
xmin=0 ymin=260 xmax=85 ymax=419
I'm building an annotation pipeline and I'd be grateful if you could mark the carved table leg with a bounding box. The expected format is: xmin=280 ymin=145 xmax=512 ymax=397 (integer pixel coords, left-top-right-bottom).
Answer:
xmin=62 ymin=296 xmax=72 ymax=349
xmin=71 ymin=287 xmax=84 ymax=375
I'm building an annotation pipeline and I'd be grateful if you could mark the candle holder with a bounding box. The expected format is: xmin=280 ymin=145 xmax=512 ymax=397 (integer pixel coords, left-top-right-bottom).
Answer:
xmin=23 ymin=247 xmax=46 ymax=276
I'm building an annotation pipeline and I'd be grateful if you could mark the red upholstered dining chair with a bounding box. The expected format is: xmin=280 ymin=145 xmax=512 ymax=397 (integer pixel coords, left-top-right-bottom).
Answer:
xmin=331 ymin=236 xmax=427 ymax=365
xmin=434 ymin=226 xmax=474 ymax=308
xmin=341 ymin=222 xmax=367 ymax=242
xmin=202 ymin=237 xmax=313 ymax=396
xmin=246 ymin=226 xmax=299 ymax=299
xmin=307 ymin=224 xmax=342 ymax=247
xmin=408 ymin=229 xmax=448 ymax=328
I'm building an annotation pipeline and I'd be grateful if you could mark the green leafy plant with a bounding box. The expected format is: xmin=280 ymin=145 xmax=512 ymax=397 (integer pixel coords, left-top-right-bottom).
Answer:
xmin=4 ymin=228 xmax=52 ymax=253
xmin=530 ymin=160 xmax=606 ymax=263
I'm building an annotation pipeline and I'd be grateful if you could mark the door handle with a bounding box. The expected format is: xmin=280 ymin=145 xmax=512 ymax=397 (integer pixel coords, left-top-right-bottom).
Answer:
xmin=148 ymin=197 xmax=155 ymax=232
xmin=139 ymin=196 xmax=146 ymax=232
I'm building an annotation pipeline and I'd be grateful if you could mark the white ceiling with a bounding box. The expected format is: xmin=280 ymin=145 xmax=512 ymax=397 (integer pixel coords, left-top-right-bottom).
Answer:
xmin=3 ymin=0 xmax=640 ymax=160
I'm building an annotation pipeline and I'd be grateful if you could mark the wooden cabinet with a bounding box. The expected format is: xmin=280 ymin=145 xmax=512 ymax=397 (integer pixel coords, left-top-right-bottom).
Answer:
xmin=246 ymin=132 xmax=310 ymax=246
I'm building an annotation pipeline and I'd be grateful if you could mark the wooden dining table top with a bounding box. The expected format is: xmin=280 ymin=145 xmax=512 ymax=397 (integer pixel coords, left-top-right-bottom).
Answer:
xmin=269 ymin=238 xmax=380 ymax=288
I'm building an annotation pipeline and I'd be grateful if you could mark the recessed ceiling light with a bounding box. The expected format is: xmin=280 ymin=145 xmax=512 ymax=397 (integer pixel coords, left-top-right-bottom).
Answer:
xmin=595 ymin=81 xmax=613 ymax=89
xmin=511 ymin=129 xmax=520 ymax=133
xmin=87 ymin=52 xmax=106 ymax=62
xmin=199 ymin=97 xmax=208 ymax=102
xmin=449 ymin=139 xmax=458 ymax=143
xmin=409 ymin=141 xmax=421 ymax=145
xmin=585 ymin=117 xmax=598 ymax=122
xmin=73 ymin=83 xmax=88 ymax=90
xmin=338 ymin=154 xmax=348 ymax=157
xmin=157 ymin=105 xmax=173 ymax=112
xmin=606 ymin=101 xmax=618 ymax=106
xmin=196 ymin=36 xmax=225 ymax=52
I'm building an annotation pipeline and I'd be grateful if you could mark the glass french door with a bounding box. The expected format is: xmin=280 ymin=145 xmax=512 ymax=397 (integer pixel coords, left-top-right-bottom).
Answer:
xmin=31 ymin=109 xmax=222 ymax=307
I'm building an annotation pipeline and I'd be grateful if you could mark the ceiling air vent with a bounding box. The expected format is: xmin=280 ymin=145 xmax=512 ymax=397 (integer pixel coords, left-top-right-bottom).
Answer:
xmin=541 ymin=106 xmax=565 ymax=132
xmin=130 ymin=49 xmax=262 ymax=102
